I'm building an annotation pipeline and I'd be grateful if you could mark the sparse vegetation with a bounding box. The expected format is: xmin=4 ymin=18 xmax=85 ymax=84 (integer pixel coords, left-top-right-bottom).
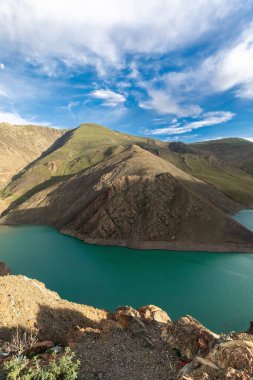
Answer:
xmin=2 ymin=328 xmax=38 ymax=355
xmin=2 ymin=348 xmax=80 ymax=380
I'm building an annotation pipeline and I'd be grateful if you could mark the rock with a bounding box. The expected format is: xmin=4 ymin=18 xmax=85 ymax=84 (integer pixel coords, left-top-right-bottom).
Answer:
xmin=207 ymin=340 xmax=253 ymax=370
xmin=138 ymin=305 xmax=171 ymax=324
xmin=101 ymin=319 xmax=124 ymax=332
xmin=113 ymin=306 xmax=154 ymax=347
xmin=31 ymin=340 xmax=54 ymax=354
xmin=162 ymin=315 xmax=219 ymax=359
xmin=177 ymin=340 xmax=253 ymax=380
xmin=113 ymin=306 xmax=141 ymax=328
xmin=0 ymin=262 xmax=10 ymax=276
xmin=247 ymin=321 xmax=253 ymax=334
xmin=224 ymin=368 xmax=249 ymax=380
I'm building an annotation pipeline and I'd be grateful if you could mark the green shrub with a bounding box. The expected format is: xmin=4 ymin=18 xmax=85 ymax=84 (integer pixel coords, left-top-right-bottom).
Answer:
xmin=2 ymin=348 xmax=80 ymax=380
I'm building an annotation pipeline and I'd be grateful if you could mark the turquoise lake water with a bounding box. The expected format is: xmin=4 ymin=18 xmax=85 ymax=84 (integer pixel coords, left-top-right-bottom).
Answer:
xmin=0 ymin=210 xmax=253 ymax=333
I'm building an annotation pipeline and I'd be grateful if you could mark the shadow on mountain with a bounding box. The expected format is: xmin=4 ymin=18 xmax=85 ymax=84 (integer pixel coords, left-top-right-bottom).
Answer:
xmin=1 ymin=175 xmax=74 ymax=217
xmin=0 ymin=303 xmax=106 ymax=344
xmin=2 ymin=170 xmax=253 ymax=252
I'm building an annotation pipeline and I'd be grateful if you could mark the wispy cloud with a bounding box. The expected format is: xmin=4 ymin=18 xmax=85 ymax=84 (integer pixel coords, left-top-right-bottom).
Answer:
xmin=139 ymin=88 xmax=202 ymax=117
xmin=90 ymin=89 xmax=126 ymax=107
xmin=210 ymin=23 xmax=253 ymax=98
xmin=66 ymin=101 xmax=80 ymax=110
xmin=0 ymin=111 xmax=50 ymax=126
xmin=0 ymin=0 xmax=242 ymax=74
xmin=146 ymin=111 xmax=235 ymax=135
xmin=165 ymin=22 xmax=253 ymax=101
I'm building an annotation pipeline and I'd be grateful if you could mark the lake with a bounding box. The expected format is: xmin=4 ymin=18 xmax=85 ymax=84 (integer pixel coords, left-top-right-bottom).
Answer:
xmin=0 ymin=210 xmax=253 ymax=333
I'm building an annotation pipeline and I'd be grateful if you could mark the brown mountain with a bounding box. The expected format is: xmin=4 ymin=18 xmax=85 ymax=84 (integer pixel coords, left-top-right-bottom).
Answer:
xmin=1 ymin=123 xmax=253 ymax=252
xmin=191 ymin=138 xmax=253 ymax=176
xmin=0 ymin=122 xmax=63 ymax=189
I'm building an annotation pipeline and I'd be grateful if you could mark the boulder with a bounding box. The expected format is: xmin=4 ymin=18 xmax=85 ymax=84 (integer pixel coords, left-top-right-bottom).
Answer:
xmin=113 ymin=306 xmax=153 ymax=346
xmin=113 ymin=306 xmax=141 ymax=328
xmin=30 ymin=340 xmax=54 ymax=355
xmin=0 ymin=262 xmax=10 ymax=276
xmin=162 ymin=315 xmax=219 ymax=359
xmin=177 ymin=340 xmax=253 ymax=380
xmin=138 ymin=305 xmax=171 ymax=324
xmin=207 ymin=340 xmax=253 ymax=371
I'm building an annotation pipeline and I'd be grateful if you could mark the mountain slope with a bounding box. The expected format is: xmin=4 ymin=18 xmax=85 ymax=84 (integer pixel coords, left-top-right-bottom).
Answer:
xmin=134 ymin=140 xmax=253 ymax=207
xmin=1 ymin=123 xmax=253 ymax=252
xmin=2 ymin=144 xmax=253 ymax=252
xmin=2 ymin=124 xmax=253 ymax=210
xmin=0 ymin=122 xmax=63 ymax=189
xmin=1 ymin=123 xmax=153 ymax=201
xmin=190 ymin=138 xmax=253 ymax=176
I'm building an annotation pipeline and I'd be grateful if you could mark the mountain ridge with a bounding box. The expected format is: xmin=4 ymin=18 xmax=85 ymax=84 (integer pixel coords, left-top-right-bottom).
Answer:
xmin=1 ymin=122 xmax=253 ymax=252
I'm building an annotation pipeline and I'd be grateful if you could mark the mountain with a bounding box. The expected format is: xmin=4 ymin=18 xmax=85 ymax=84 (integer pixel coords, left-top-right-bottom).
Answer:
xmin=0 ymin=122 xmax=63 ymax=189
xmin=191 ymin=138 xmax=253 ymax=176
xmin=1 ymin=123 xmax=253 ymax=252
xmin=0 ymin=123 xmax=152 ymax=200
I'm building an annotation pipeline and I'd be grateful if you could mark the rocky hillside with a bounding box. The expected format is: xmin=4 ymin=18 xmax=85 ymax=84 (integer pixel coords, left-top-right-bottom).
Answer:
xmin=0 ymin=122 xmax=63 ymax=189
xmin=1 ymin=272 xmax=253 ymax=379
xmin=1 ymin=123 xmax=253 ymax=252
xmin=191 ymin=138 xmax=253 ymax=176
xmin=2 ymin=143 xmax=253 ymax=252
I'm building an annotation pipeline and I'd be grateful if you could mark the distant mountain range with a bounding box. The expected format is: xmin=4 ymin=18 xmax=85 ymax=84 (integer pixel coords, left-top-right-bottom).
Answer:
xmin=1 ymin=122 xmax=253 ymax=252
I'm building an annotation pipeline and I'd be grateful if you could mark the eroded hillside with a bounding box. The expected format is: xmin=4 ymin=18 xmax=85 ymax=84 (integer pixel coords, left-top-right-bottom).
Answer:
xmin=0 ymin=123 xmax=63 ymax=189
xmin=1 ymin=123 xmax=253 ymax=252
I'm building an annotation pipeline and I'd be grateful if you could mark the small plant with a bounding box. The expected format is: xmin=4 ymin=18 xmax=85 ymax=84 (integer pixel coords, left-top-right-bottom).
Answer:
xmin=2 ymin=348 xmax=80 ymax=380
xmin=3 ymin=328 xmax=38 ymax=355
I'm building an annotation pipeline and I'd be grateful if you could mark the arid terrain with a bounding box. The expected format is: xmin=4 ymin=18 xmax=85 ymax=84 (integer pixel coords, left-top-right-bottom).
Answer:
xmin=0 ymin=123 xmax=253 ymax=252
xmin=1 ymin=269 xmax=253 ymax=379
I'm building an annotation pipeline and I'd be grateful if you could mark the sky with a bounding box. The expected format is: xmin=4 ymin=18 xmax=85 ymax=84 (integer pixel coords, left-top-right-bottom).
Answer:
xmin=0 ymin=0 xmax=253 ymax=142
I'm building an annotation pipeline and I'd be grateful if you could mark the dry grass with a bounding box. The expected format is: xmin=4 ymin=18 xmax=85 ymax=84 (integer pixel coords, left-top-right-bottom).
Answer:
xmin=2 ymin=328 xmax=38 ymax=355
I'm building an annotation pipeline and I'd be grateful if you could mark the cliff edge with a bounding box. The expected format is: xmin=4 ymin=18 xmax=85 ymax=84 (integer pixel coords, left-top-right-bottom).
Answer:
xmin=1 ymin=273 xmax=253 ymax=379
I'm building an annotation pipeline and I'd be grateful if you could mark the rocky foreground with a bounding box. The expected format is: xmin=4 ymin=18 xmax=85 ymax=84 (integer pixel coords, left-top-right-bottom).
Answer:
xmin=1 ymin=272 xmax=253 ymax=379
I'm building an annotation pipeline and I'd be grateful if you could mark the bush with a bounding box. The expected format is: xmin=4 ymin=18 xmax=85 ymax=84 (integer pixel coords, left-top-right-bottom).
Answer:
xmin=3 ymin=348 xmax=80 ymax=380
xmin=2 ymin=328 xmax=38 ymax=355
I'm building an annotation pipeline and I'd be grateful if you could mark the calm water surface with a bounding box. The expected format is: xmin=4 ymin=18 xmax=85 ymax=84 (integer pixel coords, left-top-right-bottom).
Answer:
xmin=0 ymin=210 xmax=253 ymax=333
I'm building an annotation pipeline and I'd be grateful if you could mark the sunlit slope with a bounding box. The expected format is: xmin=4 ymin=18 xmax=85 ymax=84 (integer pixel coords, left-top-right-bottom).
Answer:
xmin=1 ymin=123 xmax=150 ymax=200
xmin=0 ymin=122 xmax=63 ymax=189
xmin=2 ymin=124 xmax=253 ymax=211
xmin=191 ymin=138 xmax=253 ymax=176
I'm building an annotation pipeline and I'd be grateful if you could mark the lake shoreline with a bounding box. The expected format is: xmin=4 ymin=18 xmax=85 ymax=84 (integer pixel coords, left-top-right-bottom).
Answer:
xmin=61 ymin=228 xmax=253 ymax=253
xmin=1 ymin=219 xmax=253 ymax=253
xmin=1 ymin=223 xmax=253 ymax=332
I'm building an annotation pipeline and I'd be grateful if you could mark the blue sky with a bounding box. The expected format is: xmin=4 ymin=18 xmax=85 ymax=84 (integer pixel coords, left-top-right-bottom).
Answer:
xmin=0 ymin=0 xmax=253 ymax=142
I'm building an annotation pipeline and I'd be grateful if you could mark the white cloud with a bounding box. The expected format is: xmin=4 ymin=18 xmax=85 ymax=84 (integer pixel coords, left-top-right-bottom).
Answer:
xmin=140 ymin=88 xmax=202 ymax=117
xmin=146 ymin=111 xmax=235 ymax=135
xmin=0 ymin=63 xmax=4 ymax=70
xmin=0 ymin=111 xmax=49 ymax=125
xmin=66 ymin=101 xmax=80 ymax=110
xmin=211 ymin=24 xmax=253 ymax=95
xmin=0 ymin=88 xmax=7 ymax=97
xmin=0 ymin=0 xmax=242 ymax=73
xmin=90 ymin=89 xmax=126 ymax=107
xmin=138 ymin=22 xmax=253 ymax=114
xmin=180 ymin=23 xmax=253 ymax=100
